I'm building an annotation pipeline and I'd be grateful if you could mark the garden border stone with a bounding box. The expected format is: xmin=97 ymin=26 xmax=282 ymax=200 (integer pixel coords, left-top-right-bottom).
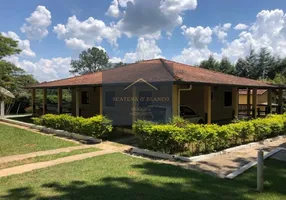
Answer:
xmin=130 ymin=135 xmax=286 ymax=162
xmin=0 ymin=118 xmax=102 ymax=144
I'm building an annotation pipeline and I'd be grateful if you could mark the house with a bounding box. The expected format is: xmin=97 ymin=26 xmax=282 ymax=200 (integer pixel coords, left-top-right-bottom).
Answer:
xmin=27 ymin=59 xmax=285 ymax=125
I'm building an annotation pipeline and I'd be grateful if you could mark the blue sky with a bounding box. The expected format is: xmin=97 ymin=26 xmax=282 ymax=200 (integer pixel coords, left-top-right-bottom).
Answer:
xmin=1 ymin=0 xmax=286 ymax=81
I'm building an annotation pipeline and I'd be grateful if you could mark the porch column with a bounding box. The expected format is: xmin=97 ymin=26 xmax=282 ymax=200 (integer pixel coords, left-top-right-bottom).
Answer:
xmin=132 ymin=86 xmax=136 ymax=122
xmin=172 ymin=84 xmax=179 ymax=116
xmin=99 ymin=87 xmax=102 ymax=115
xmin=278 ymin=88 xmax=283 ymax=114
xmin=267 ymin=88 xmax=272 ymax=114
xmin=32 ymin=88 xmax=36 ymax=115
xmin=204 ymin=86 xmax=211 ymax=124
xmin=42 ymin=88 xmax=47 ymax=115
xmin=247 ymin=88 xmax=251 ymax=116
xmin=57 ymin=88 xmax=62 ymax=114
xmin=232 ymin=87 xmax=239 ymax=119
xmin=75 ymin=88 xmax=80 ymax=117
xmin=252 ymin=88 xmax=257 ymax=118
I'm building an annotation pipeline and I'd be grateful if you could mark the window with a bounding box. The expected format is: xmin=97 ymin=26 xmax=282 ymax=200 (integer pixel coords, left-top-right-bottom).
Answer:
xmin=105 ymin=91 xmax=115 ymax=107
xmin=139 ymin=91 xmax=152 ymax=107
xmin=81 ymin=91 xmax=89 ymax=104
xmin=224 ymin=91 xmax=232 ymax=107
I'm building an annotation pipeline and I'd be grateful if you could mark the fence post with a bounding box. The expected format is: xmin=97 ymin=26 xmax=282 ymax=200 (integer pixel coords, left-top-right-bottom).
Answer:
xmin=257 ymin=149 xmax=264 ymax=192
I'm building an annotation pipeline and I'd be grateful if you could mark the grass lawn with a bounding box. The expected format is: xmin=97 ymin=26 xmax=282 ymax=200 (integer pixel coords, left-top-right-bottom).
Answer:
xmin=0 ymin=123 xmax=78 ymax=157
xmin=0 ymin=153 xmax=285 ymax=200
xmin=0 ymin=147 xmax=99 ymax=170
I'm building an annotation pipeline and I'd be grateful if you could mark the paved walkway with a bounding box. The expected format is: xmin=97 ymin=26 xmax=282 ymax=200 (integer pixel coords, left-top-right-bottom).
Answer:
xmin=0 ymin=149 xmax=115 ymax=178
xmin=0 ymin=145 xmax=94 ymax=164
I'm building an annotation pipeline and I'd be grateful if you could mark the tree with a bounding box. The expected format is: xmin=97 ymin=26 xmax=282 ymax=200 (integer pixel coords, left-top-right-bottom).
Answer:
xmin=255 ymin=48 xmax=275 ymax=80
xmin=0 ymin=35 xmax=21 ymax=59
xmin=218 ymin=57 xmax=235 ymax=75
xmin=0 ymin=34 xmax=37 ymax=114
xmin=70 ymin=47 xmax=110 ymax=74
xmin=199 ymin=55 xmax=219 ymax=71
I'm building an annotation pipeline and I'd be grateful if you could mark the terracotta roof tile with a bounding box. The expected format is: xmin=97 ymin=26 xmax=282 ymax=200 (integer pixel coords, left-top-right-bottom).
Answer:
xmin=27 ymin=59 xmax=275 ymax=88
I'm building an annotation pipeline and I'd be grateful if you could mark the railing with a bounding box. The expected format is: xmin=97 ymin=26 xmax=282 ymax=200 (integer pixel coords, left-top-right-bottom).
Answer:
xmin=238 ymin=104 xmax=279 ymax=118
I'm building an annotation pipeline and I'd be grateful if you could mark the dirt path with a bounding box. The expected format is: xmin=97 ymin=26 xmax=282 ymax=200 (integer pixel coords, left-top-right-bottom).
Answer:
xmin=0 ymin=149 xmax=115 ymax=178
xmin=0 ymin=145 xmax=95 ymax=164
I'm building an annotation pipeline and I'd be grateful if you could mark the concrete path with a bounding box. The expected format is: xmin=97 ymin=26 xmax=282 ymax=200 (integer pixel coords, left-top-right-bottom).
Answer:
xmin=0 ymin=149 xmax=114 ymax=178
xmin=0 ymin=145 xmax=95 ymax=164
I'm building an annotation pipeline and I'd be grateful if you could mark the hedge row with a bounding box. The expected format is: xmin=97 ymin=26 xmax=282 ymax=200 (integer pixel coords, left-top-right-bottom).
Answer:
xmin=133 ymin=115 xmax=286 ymax=155
xmin=33 ymin=114 xmax=112 ymax=138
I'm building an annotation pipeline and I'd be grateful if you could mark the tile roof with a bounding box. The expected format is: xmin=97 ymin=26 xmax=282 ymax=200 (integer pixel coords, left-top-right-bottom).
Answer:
xmin=28 ymin=59 xmax=275 ymax=88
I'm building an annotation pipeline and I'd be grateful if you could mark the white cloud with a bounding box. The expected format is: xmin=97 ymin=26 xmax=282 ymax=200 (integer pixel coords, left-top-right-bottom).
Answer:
xmin=65 ymin=38 xmax=91 ymax=50
xmin=118 ymin=0 xmax=134 ymax=7
xmin=106 ymin=0 xmax=122 ymax=18
xmin=234 ymin=23 xmax=249 ymax=30
xmin=1 ymin=31 xmax=35 ymax=57
xmin=221 ymin=9 xmax=286 ymax=61
xmin=123 ymin=37 xmax=163 ymax=63
xmin=172 ymin=48 xmax=220 ymax=65
xmin=8 ymin=56 xmax=72 ymax=82
xmin=181 ymin=25 xmax=212 ymax=48
xmin=213 ymin=23 xmax=231 ymax=43
xmin=53 ymin=15 xmax=121 ymax=48
xmin=109 ymin=57 xmax=122 ymax=63
xmin=21 ymin=5 xmax=51 ymax=40
xmin=174 ymin=9 xmax=286 ymax=64
xmin=116 ymin=0 xmax=197 ymax=39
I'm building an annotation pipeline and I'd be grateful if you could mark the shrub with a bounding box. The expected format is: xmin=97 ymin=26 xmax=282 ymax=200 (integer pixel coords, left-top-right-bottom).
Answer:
xmin=133 ymin=115 xmax=286 ymax=155
xmin=33 ymin=114 xmax=112 ymax=138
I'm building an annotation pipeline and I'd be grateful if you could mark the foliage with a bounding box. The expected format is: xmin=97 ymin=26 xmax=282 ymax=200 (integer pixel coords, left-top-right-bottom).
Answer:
xmin=70 ymin=47 xmax=110 ymax=75
xmin=133 ymin=115 xmax=286 ymax=155
xmin=199 ymin=55 xmax=219 ymax=71
xmin=33 ymin=114 xmax=113 ymax=138
xmin=0 ymin=34 xmax=37 ymax=114
xmin=199 ymin=47 xmax=286 ymax=82
xmin=0 ymin=35 xmax=21 ymax=59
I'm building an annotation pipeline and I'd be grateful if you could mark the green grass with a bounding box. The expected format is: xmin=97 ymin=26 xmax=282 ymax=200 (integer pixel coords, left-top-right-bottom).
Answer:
xmin=0 ymin=123 xmax=78 ymax=157
xmin=0 ymin=153 xmax=285 ymax=200
xmin=0 ymin=147 xmax=99 ymax=170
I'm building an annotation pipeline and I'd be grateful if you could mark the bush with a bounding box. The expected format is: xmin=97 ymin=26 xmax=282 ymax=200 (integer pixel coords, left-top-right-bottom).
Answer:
xmin=33 ymin=114 xmax=112 ymax=138
xmin=133 ymin=115 xmax=286 ymax=155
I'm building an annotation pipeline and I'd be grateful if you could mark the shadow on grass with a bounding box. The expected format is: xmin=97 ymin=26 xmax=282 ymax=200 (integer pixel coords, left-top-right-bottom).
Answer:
xmin=2 ymin=159 xmax=286 ymax=200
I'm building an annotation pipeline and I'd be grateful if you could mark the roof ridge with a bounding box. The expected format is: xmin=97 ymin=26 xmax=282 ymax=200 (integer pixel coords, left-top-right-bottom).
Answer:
xmin=159 ymin=59 xmax=180 ymax=81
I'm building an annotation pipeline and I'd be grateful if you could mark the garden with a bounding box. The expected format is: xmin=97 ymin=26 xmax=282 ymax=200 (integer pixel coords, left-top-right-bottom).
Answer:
xmin=133 ymin=114 xmax=286 ymax=155
xmin=30 ymin=113 xmax=286 ymax=157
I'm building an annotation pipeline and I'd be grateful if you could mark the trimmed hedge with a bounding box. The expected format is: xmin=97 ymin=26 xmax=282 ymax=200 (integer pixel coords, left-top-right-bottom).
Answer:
xmin=33 ymin=114 xmax=112 ymax=138
xmin=133 ymin=114 xmax=286 ymax=155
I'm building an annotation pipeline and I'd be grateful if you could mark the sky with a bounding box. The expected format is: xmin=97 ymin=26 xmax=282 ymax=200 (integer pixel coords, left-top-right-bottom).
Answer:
xmin=1 ymin=0 xmax=286 ymax=82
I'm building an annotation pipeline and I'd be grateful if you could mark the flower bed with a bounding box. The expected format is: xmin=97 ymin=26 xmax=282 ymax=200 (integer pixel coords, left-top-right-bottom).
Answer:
xmin=133 ymin=114 xmax=286 ymax=155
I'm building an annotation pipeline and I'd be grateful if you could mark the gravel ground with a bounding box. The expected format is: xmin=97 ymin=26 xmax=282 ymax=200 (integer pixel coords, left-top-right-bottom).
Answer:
xmin=184 ymin=138 xmax=286 ymax=178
